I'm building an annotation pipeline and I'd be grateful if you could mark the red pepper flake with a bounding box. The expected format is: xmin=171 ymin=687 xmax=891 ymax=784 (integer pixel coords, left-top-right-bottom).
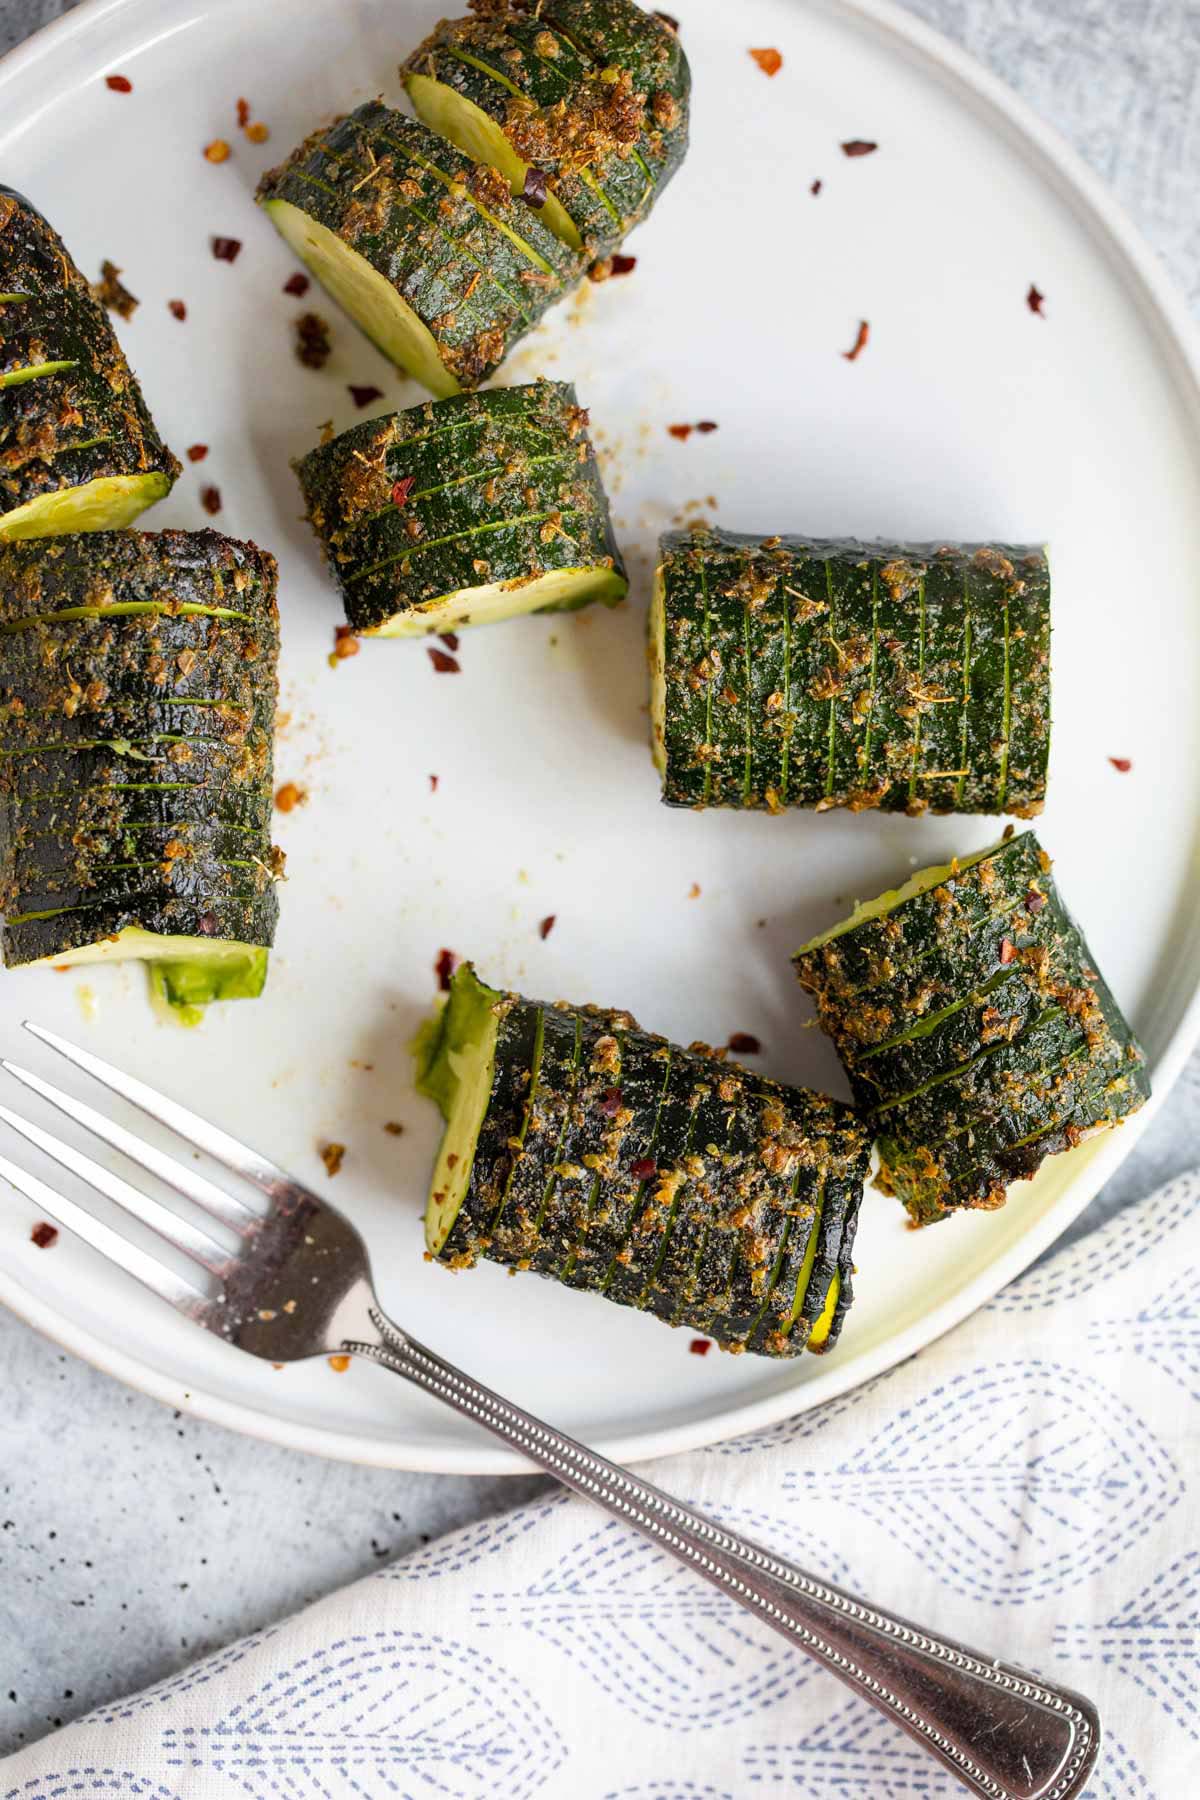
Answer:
xmin=689 ymin=1338 xmax=712 ymax=1356
xmin=749 ymin=47 xmax=782 ymax=76
xmin=668 ymin=423 xmax=693 ymax=440
xmin=610 ymin=252 xmax=637 ymax=276
xmin=186 ymin=443 xmax=208 ymax=462
xmin=630 ymin=1157 xmax=657 ymax=1181
xmin=30 ymin=1222 xmax=58 ymax=1249
xmin=1027 ymin=283 xmax=1046 ymax=316
xmin=212 ymin=236 xmax=242 ymax=263
xmin=1025 ymin=889 xmax=1046 ymax=913
xmin=237 ymin=96 xmax=251 ymax=129
xmin=274 ymin=781 xmax=307 ymax=813
xmin=687 ymin=882 xmax=701 ymax=899
xmin=167 ymin=298 xmax=187 ymax=321
xmin=200 ymin=484 xmax=221 ymax=516
xmin=331 ymin=624 xmax=360 ymax=663
xmin=204 ymin=138 xmax=231 ymax=163
xmin=811 ymin=178 xmax=822 ymax=196
xmin=105 ymin=73 xmax=132 ymax=92
xmin=999 ymin=937 xmax=1018 ymax=965
xmin=653 ymin=10 xmax=679 ymax=30
xmin=429 ymin=773 xmax=439 ymax=792
xmin=522 ymin=166 xmax=549 ymax=208
xmin=696 ymin=420 xmax=718 ymax=433
xmin=841 ymin=139 xmax=878 ymax=157
xmin=438 ymin=631 xmax=460 ymax=651
xmin=295 ymin=311 xmax=331 ymax=368
xmin=197 ymin=910 xmax=219 ymax=935
xmin=599 ymin=1087 xmax=623 ymax=1116
xmin=435 ymin=948 xmax=459 ymax=991
xmin=245 ymin=121 xmax=270 ymax=144
xmin=391 ymin=476 xmax=415 ymax=508
xmin=727 ymin=1031 xmax=762 ymax=1055
xmin=283 ymin=271 xmax=310 ymax=297
xmin=428 ymin=647 xmax=461 ymax=674
xmin=348 ymin=383 xmax=383 ymax=408
xmin=320 ymin=1142 xmax=345 ymax=1178
xmin=384 ymin=1121 xmax=405 ymax=1136
xmin=328 ymin=1353 xmax=351 ymax=1373
xmin=538 ymin=914 xmax=556 ymax=940
xmin=842 ymin=319 xmax=870 ymax=362
xmin=1108 ymin=755 xmax=1132 ymax=772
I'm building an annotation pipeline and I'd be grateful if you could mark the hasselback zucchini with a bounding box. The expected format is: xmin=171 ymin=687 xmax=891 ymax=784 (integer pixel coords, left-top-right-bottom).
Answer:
xmin=414 ymin=962 xmax=870 ymax=1355
xmin=296 ymin=381 xmax=627 ymax=636
xmin=257 ymin=102 xmax=584 ymax=398
xmin=403 ymin=0 xmax=690 ymax=260
xmin=0 ymin=187 xmax=179 ymax=539
xmin=651 ymin=527 xmax=1052 ymax=817
xmin=0 ymin=530 xmax=282 ymax=1018
xmin=792 ymin=832 xmax=1150 ymax=1225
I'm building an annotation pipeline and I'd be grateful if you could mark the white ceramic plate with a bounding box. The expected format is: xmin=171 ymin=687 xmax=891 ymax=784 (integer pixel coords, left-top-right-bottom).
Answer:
xmin=1 ymin=0 xmax=1198 ymax=1474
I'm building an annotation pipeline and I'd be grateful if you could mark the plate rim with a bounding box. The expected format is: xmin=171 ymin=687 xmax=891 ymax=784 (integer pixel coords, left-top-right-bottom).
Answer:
xmin=0 ymin=0 xmax=1197 ymax=1474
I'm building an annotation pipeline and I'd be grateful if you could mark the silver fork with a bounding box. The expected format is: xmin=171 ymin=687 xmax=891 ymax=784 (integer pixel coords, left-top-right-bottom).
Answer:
xmin=0 ymin=1020 xmax=1099 ymax=1800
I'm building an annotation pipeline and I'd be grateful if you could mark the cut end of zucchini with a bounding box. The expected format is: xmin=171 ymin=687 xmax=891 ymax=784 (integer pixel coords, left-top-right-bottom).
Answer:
xmin=39 ymin=928 xmax=269 ymax=1025
xmin=806 ymin=1272 xmax=840 ymax=1349
xmin=403 ymin=72 xmax=583 ymax=250
xmin=261 ymin=199 xmax=462 ymax=399
xmin=363 ymin=563 xmax=627 ymax=638
xmin=414 ymin=963 xmax=502 ymax=1256
xmin=649 ymin=563 xmax=667 ymax=775
xmin=0 ymin=471 xmax=173 ymax=541
xmin=795 ymin=833 xmax=1026 ymax=954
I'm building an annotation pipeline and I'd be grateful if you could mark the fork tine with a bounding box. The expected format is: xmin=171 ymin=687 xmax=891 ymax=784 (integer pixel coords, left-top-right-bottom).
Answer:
xmin=0 ymin=1149 xmax=208 ymax=1314
xmin=2 ymin=1059 xmax=258 ymax=1237
xmin=23 ymin=1022 xmax=312 ymax=1207
xmin=0 ymin=1103 xmax=233 ymax=1276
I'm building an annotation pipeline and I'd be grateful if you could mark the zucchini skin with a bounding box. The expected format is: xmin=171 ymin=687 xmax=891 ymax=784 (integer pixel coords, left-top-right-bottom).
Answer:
xmin=431 ymin=971 xmax=869 ymax=1356
xmin=257 ymin=103 xmax=583 ymax=390
xmin=0 ymin=187 xmax=179 ymax=524
xmin=295 ymin=381 xmax=626 ymax=632
xmin=793 ymin=833 xmax=1150 ymax=1224
xmin=403 ymin=0 xmax=690 ymax=260
xmin=655 ymin=528 xmax=1051 ymax=817
xmin=0 ymin=530 xmax=281 ymax=965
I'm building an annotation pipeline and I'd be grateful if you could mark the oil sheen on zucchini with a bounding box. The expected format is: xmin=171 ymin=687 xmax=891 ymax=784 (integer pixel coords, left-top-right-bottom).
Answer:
xmin=0 ymin=530 xmax=283 ymax=1020
xmin=257 ymin=103 xmax=584 ymax=397
xmin=403 ymin=0 xmax=690 ymax=261
xmin=0 ymin=187 xmax=179 ymax=538
xmin=295 ymin=381 xmax=627 ymax=636
xmin=793 ymin=831 xmax=1150 ymax=1224
xmin=414 ymin=963 xmax=870 ymax=1356
xmin=652 ymin=527 xmax=1051 ymax=817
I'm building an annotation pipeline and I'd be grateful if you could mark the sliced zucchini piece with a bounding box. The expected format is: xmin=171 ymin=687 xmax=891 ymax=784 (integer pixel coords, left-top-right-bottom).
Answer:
xmin=654 ymin=528 xmax=1051 ymax=817
xmin=257 ymin=103 xmax=584 ymax=396
xmin=296 ymin=381 xmax=627 ymax=636
xmin=415 ymin=962 xmax=870 ymax=1355
xmin=44 ymin=929 xmax=268 ymax=1026
xmin=0 ymin=188 xmax=179 ymax=534
xmin=793 ymin=831 xmax=1150 ymax=1224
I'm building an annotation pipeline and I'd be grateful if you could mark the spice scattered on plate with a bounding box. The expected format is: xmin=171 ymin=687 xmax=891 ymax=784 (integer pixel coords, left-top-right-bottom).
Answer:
xmin=749 ymin=47 xmax=782 ymax=76
xmin=204 ymin=139 xmax=231 ymax=163
xmin=522 ymin=166 xmax=549 ymax=207
xmin=438 ymin=631 xmax=459 ymax=651
xmin=383 ymin=1121 xmax=405 ymax=1137
xmin=167 ymin=298 xmax=187 ymax=321
xmin=429 ymin=773 xmax=439 ymax=792
xmin=1027 ymin=283 xmax=1046 ymax=315
xmin=842 ymin=318 xmax=870 ymax=362
xmin=237 ymin=97 xmax=251 ymax=129
xmin=841 ymin=139 xmax=878 ymax=157
xmin=668 ymin=423 xmax=692 ymax=440
xmin=274 ymin=781 xmax=307 ymax=812
xmin=105 ymin=73 xmax=132 ymax=93
xmin=212 ymin=236 xmax=242 ymax=263
xmin=688 ymin=882 xmax=701 ymax=898
xmin=689 ymin=1338 xmax=712 ymax=1356
xmin=436 ymin=948 xmax=459 ymax=991
xmin=200 ymin=485 xmax=221 ymax=516
xmin=320 ymin=1142 xmax=346 ymax=1178
xmin=696 ymin=419 xmax=718 ymax=433
xmin=186 ymin=443 xmax=208 ymax=462
xmin=1109 ymin=755 xmax=1132 ymax=772
xmin=295 ymin=311 xmax=331 ymax=368
xmin=610 ymin=252 xmax=637 ymax=276
xmin=811 ymin=178 xmax=822 ymax=195
xmin=348 ymin=383 xmax=383 ymax=408
xmin=282 ymin=274 xmax=310 ymax=300
xmin=727 ymin=1031 xmax=762 ymax=1055
xmin=90 ymin=260 xmax=139 ymax=319
xmin=428 ymin=647 xmax=460 ymax=673
xmin=328 ymin=1353 xmax=351 ymax=1373
xmin=30 ymin=1222 xmax=58 ymax=1249
xmin=330 ymin=624 xmax=360 ymax=665
xmin=245 ymin=121 xmax=269 ymax=144
xmin=539 ymin=914 xmax=556 ymax=940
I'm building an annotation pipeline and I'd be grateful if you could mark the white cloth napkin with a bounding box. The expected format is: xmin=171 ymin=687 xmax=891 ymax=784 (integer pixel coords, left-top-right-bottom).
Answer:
xmin=4 ymin=1170 xmax=1197 ymax=1799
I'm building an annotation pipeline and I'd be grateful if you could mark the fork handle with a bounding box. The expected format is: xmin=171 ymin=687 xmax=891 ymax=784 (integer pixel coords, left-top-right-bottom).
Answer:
xmin=348 ymin=1311 xmax=1099 ymax=1800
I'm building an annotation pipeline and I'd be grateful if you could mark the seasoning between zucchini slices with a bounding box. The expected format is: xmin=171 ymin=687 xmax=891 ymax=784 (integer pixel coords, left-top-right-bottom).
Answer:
xmin=413 ymin=962 xmax=870 ymax=1355
xmin=651 ymin=527 xmax=1051 ymax=816
xmin=403 ymin=0 xmax=691 ymax=261
xmin=257 ymin=102 xmax=584 ymax=398
xmin=792 ymin=832 xmax=1149 ymax=1225
xmin=0 ymin=530 xmax=282 ymax=1020
xmin=0 ymin=187 xmax=179 ymax=539
xmin=296 ymin=381 xmax=626 ymax=636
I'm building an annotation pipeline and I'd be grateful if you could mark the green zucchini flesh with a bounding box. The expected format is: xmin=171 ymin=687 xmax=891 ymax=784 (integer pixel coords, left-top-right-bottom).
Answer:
xmin=44 ymin=929 xmax=268 ymax=1026
xmin=0 ymin=472 xmax=175 ymax=542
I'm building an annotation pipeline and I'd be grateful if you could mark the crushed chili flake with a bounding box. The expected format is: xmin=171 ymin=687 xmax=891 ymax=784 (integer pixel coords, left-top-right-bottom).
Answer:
xmin=274 ymin=781 xmax=307 ymax=812
xmin=1025 ymin=889 xmax=1047 ymax=913
xmin=30 ymin=1222 xmax=58 ymax=1249
xmin=653 ymin=10 xmax=679 ymax=30
xmin=538 ymin=914 xmax=556 ymax=940
xmin=842 ymin=318 xmax=870 ymax=362
xmin=327 ymin=1353 xmax=351 ymax=1372
xmin=668 ymin=423 xmax=693 ymax=440
xmin=348 ymin=383 xmax=383 ymax=408
xmin=320 ymin=1142 xmax=346 ymax=1178
xmin=522 ymin=166 xmax=549 ymax=208
xmin=696 ymin=419 xmax=718 ymax=433
xmin=428 ymin=647 xmax=461 ymax=673
xmin=167 ymin=298 xmax=187 ymax=321
xmin=391 ymin=476 xmax=415 ymax=508
xmin=630 ymin=1156 xmax=657 ymax=1181
xmin=245 ymin=121 xmax=269 ymax=144
xmin=91 ymin=260 xmax=139 ymax=319
xmin=688 ymin=882 xmax=701 ymax=898
xmin=212 ymin=236 xmax=242 ymax=262
xmin=283 ymin=272 xmax=310 ymax=297
xmin=1109 ymin=755 xmax=1132 ymax=772
xmin=999 ymin=937 xmax=1018 ymax=965
xmin=1027 ymin=283 xmax=1046 ymax=315
xmin=186 ymin=443 xmax=208 ymax=462
xmin=237 ymin=96 xmax=251 ymax=129
xmin=610 ymin=252 xmax=637 ymax=276
xmin=841 ymin=139 xmax=878 ymax=157
xmin=200 ymin=485 xmax=221 ymax=516
xmin=438 ymin=632 xmax=460 ymax=651
xmin=811 ymin=178 xmax=822 ymax=195
xmin=435 ymin=948 xmax=459 ymax=991
xmin=204 ymin=138 xmax=231 ymax=163
xmin=727 ymin=1031 xmax=762 ymax=1055
xmin=429 ymin=773 xmax=439 ymax=792
xmin=689 ymin=1338 xmax=712 ymax=1356
xmin=105 ymin=73 xmax=132 ymax=92
xmin=384 ymin=1120 xmax=405 ymax=1136
xmin=330 ymin=624 xmax=360 ymax=663
xmin=600 ymin=1087 xmax=623 ymax=1116
xmin=295 ymin=311 xmax=331 ymax=368
xmin=749 ymin=47 xmax=782 ymax=76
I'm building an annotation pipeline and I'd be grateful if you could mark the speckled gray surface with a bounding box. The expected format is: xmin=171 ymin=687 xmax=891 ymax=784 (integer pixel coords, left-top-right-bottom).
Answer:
xmin=2 ymin=0 xmax=1199 ymax=1759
